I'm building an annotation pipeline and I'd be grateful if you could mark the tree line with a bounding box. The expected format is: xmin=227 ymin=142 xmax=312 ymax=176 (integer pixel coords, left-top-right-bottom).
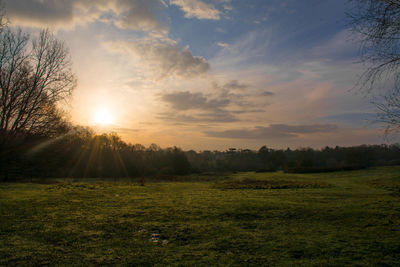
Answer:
xmin=187 ymin=144 xmax=400 ymax=174
xmin=1 ymin=127 xmax=399 ymax=181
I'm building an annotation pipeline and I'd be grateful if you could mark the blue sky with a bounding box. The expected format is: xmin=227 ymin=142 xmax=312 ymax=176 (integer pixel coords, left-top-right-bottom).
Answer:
xmin=2 ymin=0 xmax=388 ymax=150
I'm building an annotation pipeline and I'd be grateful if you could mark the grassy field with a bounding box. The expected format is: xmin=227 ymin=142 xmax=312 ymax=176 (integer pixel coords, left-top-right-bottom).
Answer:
xmin=1 ymin=167 xmax=400 ymax=266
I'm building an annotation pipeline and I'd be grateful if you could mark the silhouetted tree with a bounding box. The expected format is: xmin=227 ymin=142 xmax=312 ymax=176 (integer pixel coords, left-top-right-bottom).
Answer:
xmin=0 ymin=28 xmax=75 ymax=140
xmin=375 ymin=88 xmax=400 ymax=134
xmin=349 ymin=0 xmax=400 ymax=134
xmin=0 ymin=17 xmax=75 ymax=180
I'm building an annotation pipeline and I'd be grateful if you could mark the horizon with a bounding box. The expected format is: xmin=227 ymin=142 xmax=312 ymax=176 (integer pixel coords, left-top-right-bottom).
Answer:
xmin=3 ymin=0 xmax=391 ymax=150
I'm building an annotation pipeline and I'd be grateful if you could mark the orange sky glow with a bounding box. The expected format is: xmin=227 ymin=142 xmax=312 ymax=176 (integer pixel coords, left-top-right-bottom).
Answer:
xmin=3 ymin=0 xmax=388 ymax=150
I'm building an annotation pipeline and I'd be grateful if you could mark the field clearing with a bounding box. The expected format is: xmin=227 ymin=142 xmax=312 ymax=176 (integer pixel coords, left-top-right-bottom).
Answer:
xmin=1 ymin=167 xmax=400 ymax=266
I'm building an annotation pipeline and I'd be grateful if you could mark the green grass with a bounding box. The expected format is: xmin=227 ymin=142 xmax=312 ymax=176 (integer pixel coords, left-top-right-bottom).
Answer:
xmin=1 ymin=166 xmax=400 ymax=266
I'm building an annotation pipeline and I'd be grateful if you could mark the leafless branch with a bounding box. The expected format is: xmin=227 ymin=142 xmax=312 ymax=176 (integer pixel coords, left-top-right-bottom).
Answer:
xmin=0 ymin=27 xmax=76 ymax=142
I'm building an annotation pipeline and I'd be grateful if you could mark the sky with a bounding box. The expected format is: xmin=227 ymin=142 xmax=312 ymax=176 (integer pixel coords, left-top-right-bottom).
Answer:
xmin=2 ymin=0 xmax=389 ymax=150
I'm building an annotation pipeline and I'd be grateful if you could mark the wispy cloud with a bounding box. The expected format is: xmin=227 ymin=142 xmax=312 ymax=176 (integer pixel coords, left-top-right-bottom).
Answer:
xmin=205 ymin=124 xmax=339 ymax=139
xmin=216 ymin=42 xmax=229 ymax=48
xmin=215 ymin=80 xmax=249 ymax=90
xmin=158 ymin=110 xmax=238 ymax=123
xmin=161 ymin=91 xmax=229 ymax=110
xmin=170 ymin=0 xmax=220 ymax=20
xmin=321 ymin=112 xmax=378 ymax=126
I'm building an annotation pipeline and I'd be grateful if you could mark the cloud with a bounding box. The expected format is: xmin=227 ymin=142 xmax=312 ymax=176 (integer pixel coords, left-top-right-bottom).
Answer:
xmin=4 ymin=0 xmax=74 ymax=27
xmin=310 ymin=29 xmax=359 ymax=62
xmin=112 ymin=1 xmax=166 ymax=32
xmin=4 ymin=0 xmax=166 ymax=32
xmin=158 ymin=89 xmax=272 ymax=125
xmin=158 ymin=110 xmax=238 ymax=123
xmin=321 ymin=112 xmax=377 ymax=126
xmin=205 ymin=124 xmax=339 ymax=139
xmin=231 ymin=109 xmax=265 ymax=114
xmin=217 ymin=42 xmax=229 ymax=48
xmin=109 ymin=127 xmax=141 ymax=133
xmin=262 ymin=91 xmax=275 ymax=96
xmin=161 ymin=91 xmax=229 ymax=110
xmin=170 ymin=0 xmax=220 ymax=20
xmin=158 ymin=91 xmax=240 ymax=123
xmin=212 ymin=80 xmax=274 ymax=107
xmin=104 ymin=38 xmax=210 ymax=79
xmin=219 ymin=80 xmax=249 ymax=90
xmin=223 ymin=4 xmax=233 ymax=11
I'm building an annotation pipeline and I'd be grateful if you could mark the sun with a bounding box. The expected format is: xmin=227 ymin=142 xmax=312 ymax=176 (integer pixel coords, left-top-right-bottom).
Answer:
xmin=93 ymin=108 xmax=114 ymax=125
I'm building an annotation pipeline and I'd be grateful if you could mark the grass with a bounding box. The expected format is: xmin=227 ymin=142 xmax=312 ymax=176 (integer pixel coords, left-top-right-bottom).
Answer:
xmin=0 ymin=166 xmax=400 ymax=266
xmin=213 ymin=178 xmax=330 ymax=189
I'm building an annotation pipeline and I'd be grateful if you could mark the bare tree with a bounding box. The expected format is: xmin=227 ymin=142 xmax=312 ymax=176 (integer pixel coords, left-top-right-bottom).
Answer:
xmin=349 ymin=0 xmax=400 ymax=134
xmin=0 ymin=28 xmax=76 ymax=142
xmin=0 ymin=25 xmax=76 ymax=181
xmin=374 ymin=88 xmax=400 ymax=134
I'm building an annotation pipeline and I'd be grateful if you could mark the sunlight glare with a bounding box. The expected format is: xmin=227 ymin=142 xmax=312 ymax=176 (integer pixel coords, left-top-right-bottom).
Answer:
xmin=93 ymin=108 xmax=114 ymax=125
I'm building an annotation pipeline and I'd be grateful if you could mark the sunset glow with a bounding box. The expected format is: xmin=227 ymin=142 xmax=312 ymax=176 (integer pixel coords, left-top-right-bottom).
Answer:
xmin=93 ymin=108 xmax=114 ymax=126
xmin=4 ymin=0 xmax=386 ymax=150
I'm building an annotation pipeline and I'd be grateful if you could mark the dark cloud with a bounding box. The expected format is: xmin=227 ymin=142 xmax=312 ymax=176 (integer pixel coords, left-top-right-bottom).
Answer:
xmin=213 ymin=80 xmax=249 ymax=91
xmin=4 ymin=0 xmax=166 ymax=32
xmin=158 ymin=91 xmax=237 ymax=123
xmin=114 ymin=1 xmax=165 ymax=32
xmin=196 ymin=111 xmax=237 ymax=122
xmin=231 ymin=109 xmax=265 ymax=114
xmin=159 ymin=90 xmax=270 ymax=124
xmin=5 ymin=0 xmax=73 ymax=25
xmin=211 ymin=80 xmax=253 ymax=108
xmin=205 ymin=124 xmax=339 ymax=139
xmin=222 ymin=80 xmax=249 ymax=90
xmin=262 ymin=91 xmax=275 ymax=96
xmin=214 ymin=80 xmax=274 ymax=105
xmin=161 ymin=91 xmax=229 ymax=110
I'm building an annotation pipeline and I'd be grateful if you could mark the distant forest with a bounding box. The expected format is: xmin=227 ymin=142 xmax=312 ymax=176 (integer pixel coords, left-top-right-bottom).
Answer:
xmin=1 ymin=126 xmax=400 ymax=181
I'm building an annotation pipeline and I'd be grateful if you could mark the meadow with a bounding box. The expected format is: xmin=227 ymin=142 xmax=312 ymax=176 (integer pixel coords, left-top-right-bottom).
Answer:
xmin=1 ymin=166 xmax=400 ymax=266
